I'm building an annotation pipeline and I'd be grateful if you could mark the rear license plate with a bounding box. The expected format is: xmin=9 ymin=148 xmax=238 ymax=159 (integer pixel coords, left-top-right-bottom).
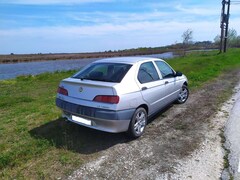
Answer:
xmin=72 ymin=115 xmax=91 ymax=126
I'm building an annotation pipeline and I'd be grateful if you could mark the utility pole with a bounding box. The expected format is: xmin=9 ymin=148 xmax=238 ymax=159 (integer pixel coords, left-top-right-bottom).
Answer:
xmin=220 ymin=0 xmax=231 ymax=53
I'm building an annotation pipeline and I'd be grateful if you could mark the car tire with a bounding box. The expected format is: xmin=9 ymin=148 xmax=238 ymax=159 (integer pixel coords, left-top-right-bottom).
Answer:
xmin=127 ymin=107 xmax=147 ymax=138
xmin=176 ymin=85 xmax=189 ymax=104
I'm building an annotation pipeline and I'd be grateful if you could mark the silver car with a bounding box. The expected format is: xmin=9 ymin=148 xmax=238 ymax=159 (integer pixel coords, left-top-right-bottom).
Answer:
xmin=56 ymin=57 xmax=189 ymax=138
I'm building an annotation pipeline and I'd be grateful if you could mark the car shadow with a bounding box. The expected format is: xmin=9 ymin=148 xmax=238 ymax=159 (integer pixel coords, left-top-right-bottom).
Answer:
xmin=147 ymin=104 xmax=174 ymax=124
xmin=29 ymin=118 xmax=131 ymax=155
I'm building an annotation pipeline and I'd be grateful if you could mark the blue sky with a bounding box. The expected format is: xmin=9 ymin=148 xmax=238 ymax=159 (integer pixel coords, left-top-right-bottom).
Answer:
xmin=0 ymin=0 xmax=240 ymax=54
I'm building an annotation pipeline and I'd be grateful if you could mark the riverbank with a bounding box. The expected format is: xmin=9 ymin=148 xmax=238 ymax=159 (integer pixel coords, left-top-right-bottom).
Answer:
xmin=0 ymin=49 xmax=170 ymax=64
xmin=0 ymin=46 xmax=218 ymax=64
xmin=0 ymin=49 xmax=240 ymax=179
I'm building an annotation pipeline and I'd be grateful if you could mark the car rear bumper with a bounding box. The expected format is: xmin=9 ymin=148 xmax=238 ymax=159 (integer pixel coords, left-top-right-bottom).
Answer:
xmin=56 ymin=98 xmax=134 ymax=133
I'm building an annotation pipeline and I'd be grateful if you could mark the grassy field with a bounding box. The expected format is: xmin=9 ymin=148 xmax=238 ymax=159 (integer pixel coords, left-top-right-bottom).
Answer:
xmin=0 ymin=48 xmax=240 ymax=178
xmin=170 ymin=49 xmax=240 ymax=88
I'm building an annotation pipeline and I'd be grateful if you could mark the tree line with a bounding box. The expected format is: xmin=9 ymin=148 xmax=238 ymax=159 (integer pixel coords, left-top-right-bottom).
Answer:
xmin=214 ymin=29 xmax=240 ymax=47
xmin=182 ymin=28 xmax=240 ymax=48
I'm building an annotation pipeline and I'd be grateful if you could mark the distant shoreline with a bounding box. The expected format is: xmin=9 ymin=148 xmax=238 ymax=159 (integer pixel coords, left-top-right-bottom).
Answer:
xmin=0 ymin=50 xmax=173 ymax=64
xmin=0 ymin=45 xmax=218 ymax=64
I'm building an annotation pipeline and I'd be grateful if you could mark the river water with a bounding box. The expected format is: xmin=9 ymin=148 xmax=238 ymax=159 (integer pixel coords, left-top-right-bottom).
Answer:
xmin=0 ymin=52 xmax=175 ymax=80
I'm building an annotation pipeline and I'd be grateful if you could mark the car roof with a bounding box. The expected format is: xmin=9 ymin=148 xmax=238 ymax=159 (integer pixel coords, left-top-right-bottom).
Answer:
xmin=94 ymin=56 xmax=164 ymax=64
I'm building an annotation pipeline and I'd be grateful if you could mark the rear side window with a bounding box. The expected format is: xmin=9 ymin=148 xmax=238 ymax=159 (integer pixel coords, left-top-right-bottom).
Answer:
xmin=72 ymin=63 xmax=132 ymax=83
xmin=138 ymin=62 xmax=159 ymax=84
xmin=155 ymin=61 xmax=175 ymax=78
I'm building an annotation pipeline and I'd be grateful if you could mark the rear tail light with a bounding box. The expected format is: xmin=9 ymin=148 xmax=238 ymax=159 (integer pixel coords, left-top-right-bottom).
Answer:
xmin=93 ymin=95 xmax=119 ymax=104
xmin=57 ymin=87 xmax=68 ymax=96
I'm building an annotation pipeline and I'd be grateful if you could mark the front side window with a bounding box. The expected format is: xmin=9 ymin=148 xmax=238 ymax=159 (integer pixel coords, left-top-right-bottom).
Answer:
xmin=72 ymin=63 xmax=132 ymax=83
xmin=155 ymin=61 xmax=175 ymax=78
xmin=138 ymin=62 xmax=159 ymax=84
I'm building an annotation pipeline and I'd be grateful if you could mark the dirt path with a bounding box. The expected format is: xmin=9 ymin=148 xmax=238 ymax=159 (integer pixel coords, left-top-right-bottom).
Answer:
xmin=68 ymin=70 xmax=240 ymax=180
xmin=222 ymin=83 xmax=240 ymax=179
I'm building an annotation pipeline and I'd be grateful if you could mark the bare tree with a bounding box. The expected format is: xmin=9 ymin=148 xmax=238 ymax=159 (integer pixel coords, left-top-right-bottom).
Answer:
xmin=214 ymin=28 xmax=240 ymax=47
xmin=228 ymin=28 xmax=238 ymax=47
xmin=180 ymin=29 xmax=193 ymax=56
xmin=182 ymin=29 xmax=193 ymax=44
xmin=214 ymin=35 xmax=221 ymax=46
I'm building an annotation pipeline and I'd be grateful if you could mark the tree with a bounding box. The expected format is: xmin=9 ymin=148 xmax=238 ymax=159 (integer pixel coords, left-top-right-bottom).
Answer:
xmin=182 ymin=29 xmax=193 ymax=44
xmin=228 ymin=29 xmax=238 ymax=47
xmin=214 ymin=35 xmax=221 ymax=46
xmin=214 ymin=28 xmax=240 ymax=47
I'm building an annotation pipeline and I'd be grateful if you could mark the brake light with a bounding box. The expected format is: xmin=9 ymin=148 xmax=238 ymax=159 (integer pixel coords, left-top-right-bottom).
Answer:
xmin=57 ymin=87 xmax=68 ymax=96
xmin=93 ymin=95 xmax=119 ymax=104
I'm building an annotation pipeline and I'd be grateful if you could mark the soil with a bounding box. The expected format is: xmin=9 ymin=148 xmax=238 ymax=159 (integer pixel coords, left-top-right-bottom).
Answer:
xmin=68 ymin=69 xmax=240 ymax=180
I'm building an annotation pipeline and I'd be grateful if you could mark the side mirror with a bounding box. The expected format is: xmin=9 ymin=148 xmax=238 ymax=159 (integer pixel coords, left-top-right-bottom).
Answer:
xmin=175 ymin=71 xmax=183 ymax=77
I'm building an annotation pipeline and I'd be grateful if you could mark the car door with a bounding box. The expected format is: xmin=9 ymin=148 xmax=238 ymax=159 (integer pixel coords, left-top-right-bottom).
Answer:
xmin=154 ymin=60 xmax=182 ymax=102
xmin=137 ymin=61 xmax=170 ymax=116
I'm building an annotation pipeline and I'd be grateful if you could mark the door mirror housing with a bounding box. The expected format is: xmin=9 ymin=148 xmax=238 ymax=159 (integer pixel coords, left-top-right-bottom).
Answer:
xmin=175 ymin=71 xmax=183 ymax=77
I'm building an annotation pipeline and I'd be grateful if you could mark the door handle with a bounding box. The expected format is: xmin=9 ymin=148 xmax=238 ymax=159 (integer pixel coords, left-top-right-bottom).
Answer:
xmin=165 ymin=81 xmax=169 ymax=84
xmin=142 ymin=87 xmax=147 ymax=91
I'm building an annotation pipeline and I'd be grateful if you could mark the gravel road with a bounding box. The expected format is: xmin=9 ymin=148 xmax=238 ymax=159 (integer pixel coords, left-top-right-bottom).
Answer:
xmin=68 ymin=70 xmax=240 ymax=180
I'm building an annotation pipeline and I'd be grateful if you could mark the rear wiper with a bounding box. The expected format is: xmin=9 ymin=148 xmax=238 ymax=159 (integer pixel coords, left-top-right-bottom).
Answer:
xmin=78 ymin=77 xmax=101 ymax=81
xmin=71 ymin=76 xmax=87 ymax=81
xmin=73 ymin=76 xmax=88 ymax=80
xmin=85 ymin=78 xmax=116 ymax=82
xmin=73 ymin=76 xmax=116 ymax=82
xmin=101 ymin=79 xmax=116 ymax=82
xmin=80 ymin=77 xmax=86 ymax=81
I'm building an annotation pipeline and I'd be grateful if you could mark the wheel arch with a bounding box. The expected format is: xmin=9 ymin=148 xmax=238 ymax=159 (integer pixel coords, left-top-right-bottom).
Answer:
xmin=183 ymin=81 xmax=188 ymax=86
xmin=136 ymin=104 xmax=149 ymax=115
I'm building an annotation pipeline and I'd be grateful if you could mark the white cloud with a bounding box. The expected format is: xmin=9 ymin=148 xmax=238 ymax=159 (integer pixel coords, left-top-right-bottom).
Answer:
xmin=229 ymin=17 xmax=240 ymax=33
xmin=174 ymin=4 xmax=219 ymax=16
xmin=0 ymin=17 xmax=223 ymax=54
xmin=230 ymin=5 xmax=240 ymax=15
xmin=1 ymin=0 xmax=239 ymax=54
xmin=69 ymin=11 xmax=172 ymax=24
xmin=0 ymin=0 xmax=114 ymax=5
xmin=0 ymin=19 xmax=219 ymax=38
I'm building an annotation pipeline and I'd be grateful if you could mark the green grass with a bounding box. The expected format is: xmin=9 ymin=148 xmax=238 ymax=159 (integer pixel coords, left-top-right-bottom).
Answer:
xmin=168 ymin=48 xmax=240 ymax=89
xmin=0 ymin=71 xmax=84 ymax=178
xmin=0 ymin=48 xmax=240 ymax=178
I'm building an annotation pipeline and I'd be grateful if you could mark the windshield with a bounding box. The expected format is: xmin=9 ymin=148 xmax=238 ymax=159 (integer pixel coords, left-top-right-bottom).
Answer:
xmin=72 ymin=63 xmax=132 ymax=83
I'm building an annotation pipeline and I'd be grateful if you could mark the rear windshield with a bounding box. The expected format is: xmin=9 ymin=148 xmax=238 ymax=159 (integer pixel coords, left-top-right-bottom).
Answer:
xmin=72 ymin=63 xmax=132 ymax=83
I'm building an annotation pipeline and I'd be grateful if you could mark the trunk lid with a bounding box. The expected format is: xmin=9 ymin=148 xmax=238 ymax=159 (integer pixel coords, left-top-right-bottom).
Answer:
xmin=59 ymin=78 xmax=116 ymax=101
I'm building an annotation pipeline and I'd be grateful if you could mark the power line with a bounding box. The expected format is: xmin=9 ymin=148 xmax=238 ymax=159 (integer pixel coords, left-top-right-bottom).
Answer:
xmin=231 ymin=0 xmax=240 ymax=3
